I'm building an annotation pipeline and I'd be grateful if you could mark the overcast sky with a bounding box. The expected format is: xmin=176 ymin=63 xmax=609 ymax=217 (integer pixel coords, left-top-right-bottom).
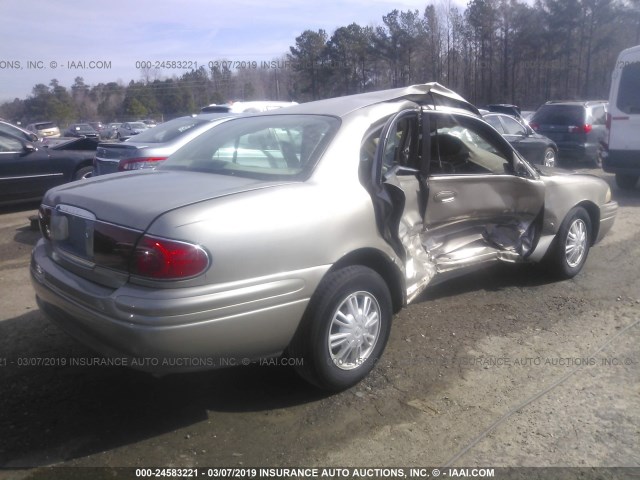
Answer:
xmin=0 ymin=0 xmax=465 ymax=102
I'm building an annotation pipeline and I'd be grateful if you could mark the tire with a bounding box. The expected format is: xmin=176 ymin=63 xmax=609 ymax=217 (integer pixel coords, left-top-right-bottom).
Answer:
xmin=288 ymin=266 xmax=392 ymax=391
xmin=542 ymin=147 xmax=556 ymax=168
xmin=615 ymin=173 xmax=638 ymax=190
xmin=592 ymin=146 xmax=604 ymax=168
xmin=546 ymin=207 xmax=592 ymax=279
xmin=73 ymin=166 xmax=93 ymax=180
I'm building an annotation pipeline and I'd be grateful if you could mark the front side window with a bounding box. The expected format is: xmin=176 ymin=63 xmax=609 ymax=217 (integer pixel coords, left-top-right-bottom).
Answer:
xmin=0 ymin=132 xmax=22 ymax=153
xmin=162 ymin=115 xmax=339 ymax=180
xmin=429 ymin=113 xmax=512 ymax=175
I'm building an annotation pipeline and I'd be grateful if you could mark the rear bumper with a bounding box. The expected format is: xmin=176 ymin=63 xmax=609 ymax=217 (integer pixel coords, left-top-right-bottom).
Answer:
xmin=31 ymin=240 xmax=328 ymax=372
xmin=603 ymin=150 xmax=640 ymax=175
xmin=555 ymin=142 xmax=598 ymax=160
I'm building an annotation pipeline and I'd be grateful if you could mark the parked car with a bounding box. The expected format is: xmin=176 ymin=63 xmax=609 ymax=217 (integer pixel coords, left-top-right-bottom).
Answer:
xmin=116 ymin=122 xmax=147 ymax=140
xmin=200 ymin=101 xmax=298 ymax=114
xmin=64 ymin=123 xmax=99 ymax=138
xmin=89 ymin=122 xmax=104 ymax=133
xmin=93 ymin=113 xmax=234 ymax=175
xmin=31 ymin=83 xmax=617 ymax=391
xmin=529 ymin=100 xmax=608 ymax=167
xmin=485 ymin=104 xmax=527 ymax=123
xmin=99 ymin=122 xmax=121 ymax=140
xmin=483 ymin=112 xmax=558 ymax=167
xmin=142 ymin=119 xmax=158 ymax=128
xmin=0 ymin=120 xmax=39 ymax=143
xmin=26 ymin=121 xmax=61 ymax=139
xmin=603 ymin=44 xmax=640 ymax=189
xmin=0 ymin=132 xmax=95 ymax=205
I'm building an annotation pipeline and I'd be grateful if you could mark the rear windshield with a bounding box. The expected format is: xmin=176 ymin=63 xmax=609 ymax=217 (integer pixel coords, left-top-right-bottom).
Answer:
xmin=201 ymin=105 xmax=232 ymax=113
xmin=532 ymin=105 xmax=584 ymax=125
xmin=161 ymin=115 xmax=340 ymax=180
xmin=131 ymin=117 xmax=209 ymax=143
xmin=35 ymin=122 xmax=57 ymax=130
xmin=617 ymin=62 xmax=640 ymax=114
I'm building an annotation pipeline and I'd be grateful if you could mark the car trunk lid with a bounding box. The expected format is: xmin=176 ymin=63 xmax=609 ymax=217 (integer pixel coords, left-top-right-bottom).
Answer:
xmin=44 ymin=169 xmax=290 ymax=230
xmin=41 ymin=170 xmax=291 ymax=287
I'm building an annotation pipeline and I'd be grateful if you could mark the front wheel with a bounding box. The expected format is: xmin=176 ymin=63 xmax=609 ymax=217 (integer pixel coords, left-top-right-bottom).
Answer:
xmin=288 ymin=266 xmax=392 ymax=391
xmin=545 ymin=207 xmax=592 ymax=279
xmin=543 ymin=147 xmax=556 ymax=168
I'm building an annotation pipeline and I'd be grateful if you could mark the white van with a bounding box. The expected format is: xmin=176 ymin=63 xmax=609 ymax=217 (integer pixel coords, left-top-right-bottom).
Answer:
xmin=604 ymin=44 xmax=640 ymax=189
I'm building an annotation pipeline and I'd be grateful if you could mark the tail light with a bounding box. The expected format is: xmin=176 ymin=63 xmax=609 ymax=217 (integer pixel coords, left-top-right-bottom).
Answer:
xmin=118 ymin=156 xmax=167 ymax=171
xmin=529 ymin=122 xmax=539 ymax=131
xmin=569 ymin=124 xmax=592 ymax=134
xmin=39 ymin=207 xmax=208 ymax=280
xmin=131 ymin=235 xmax=209 ymax=280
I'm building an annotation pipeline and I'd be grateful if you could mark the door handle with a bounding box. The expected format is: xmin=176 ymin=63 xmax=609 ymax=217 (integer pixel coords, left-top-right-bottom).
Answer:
xmin=434 ymin=191 xmax=456 ymax=203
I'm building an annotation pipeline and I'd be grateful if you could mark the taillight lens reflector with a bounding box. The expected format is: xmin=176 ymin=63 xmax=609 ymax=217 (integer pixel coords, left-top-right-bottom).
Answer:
xmin=132 ymin=235 xmax=209 ymax=280
xmin=118 ymin=157 xmax=167 ymax=171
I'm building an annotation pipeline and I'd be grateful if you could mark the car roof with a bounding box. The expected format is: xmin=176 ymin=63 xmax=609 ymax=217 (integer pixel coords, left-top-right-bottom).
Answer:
xmin=260 ymin=83 xmax=480 ymax=118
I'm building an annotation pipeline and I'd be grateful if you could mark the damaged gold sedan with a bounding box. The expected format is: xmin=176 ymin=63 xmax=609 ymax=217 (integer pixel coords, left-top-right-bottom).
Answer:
xmin=31 ymin=84 xmax=617 ymax=391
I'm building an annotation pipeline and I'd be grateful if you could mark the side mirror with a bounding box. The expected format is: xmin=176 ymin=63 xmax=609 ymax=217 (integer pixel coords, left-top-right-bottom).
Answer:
xmin=21 ymin=142 xmax=38 ymax=155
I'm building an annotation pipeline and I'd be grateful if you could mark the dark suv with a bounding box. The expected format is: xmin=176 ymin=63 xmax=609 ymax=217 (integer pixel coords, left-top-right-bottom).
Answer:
xmin=529 ymin=101 xmax=607 ymax=167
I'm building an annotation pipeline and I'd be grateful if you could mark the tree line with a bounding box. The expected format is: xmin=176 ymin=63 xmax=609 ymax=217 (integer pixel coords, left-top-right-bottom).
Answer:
xmin=1 ymin=0 xmax=638 ymax=126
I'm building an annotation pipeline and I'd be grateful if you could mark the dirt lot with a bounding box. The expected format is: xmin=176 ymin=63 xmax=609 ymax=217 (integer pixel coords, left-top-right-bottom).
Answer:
xmin=0 ymin=169 xmax=638 ymax=479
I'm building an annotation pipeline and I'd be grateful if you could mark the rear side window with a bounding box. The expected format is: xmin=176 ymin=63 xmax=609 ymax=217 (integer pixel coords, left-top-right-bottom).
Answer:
xmin=483 ymin=115 xmax=505 ymax=133
xmin=163 ymin=115 xmax=339 ymax=180
xmin=617 ymin=62 xmax=640 ymax=114
xmin=132 ymin=117 xmax=209 ymax=143
xmin=501 ymin=116 xmax=527 ymax=135
xmin=532 ymin=105 xmax=584 ymax=125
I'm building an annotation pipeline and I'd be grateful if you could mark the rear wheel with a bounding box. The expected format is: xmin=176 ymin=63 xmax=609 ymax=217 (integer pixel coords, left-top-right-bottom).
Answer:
xmin=288 ymin=266 xmax=392 ymax=391
xmin=73 ymin=166 xmax=93 ymax=180
xmin=592 ymin=145 xmax=604 ymax=168
xmin=546 ymin=207 xmax=592 ymax=279
xmin=615 ymin=173 xmax=638 ymax=190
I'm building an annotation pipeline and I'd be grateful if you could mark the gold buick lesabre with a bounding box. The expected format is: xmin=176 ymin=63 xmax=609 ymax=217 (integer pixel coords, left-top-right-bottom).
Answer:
xmin=30 ymin=84 xmax=618 ymax=391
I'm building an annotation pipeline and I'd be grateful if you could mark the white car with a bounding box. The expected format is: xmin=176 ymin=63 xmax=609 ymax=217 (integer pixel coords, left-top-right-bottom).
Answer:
xmin=201 ymin=101 xmax=298 ymax=114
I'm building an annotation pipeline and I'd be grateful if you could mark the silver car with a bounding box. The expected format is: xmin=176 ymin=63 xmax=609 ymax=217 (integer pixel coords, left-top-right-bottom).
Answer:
xmin=94 ymin=114 xmax=233 ymax=175
xmin=116 ymin=121 xmax=148 ymax=140
xmin=31 ymin=84 xmax=618 ymax=391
